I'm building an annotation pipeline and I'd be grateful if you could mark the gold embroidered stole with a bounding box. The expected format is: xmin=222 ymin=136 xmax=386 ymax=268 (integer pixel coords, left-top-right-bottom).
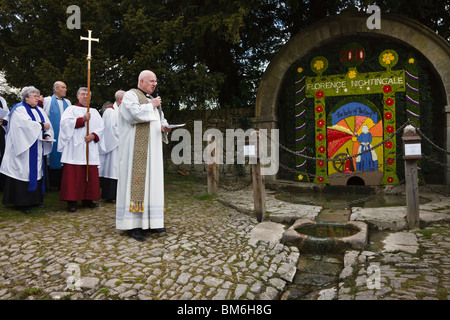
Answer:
xmin=129 ymin=89 xmax=151 ymax=213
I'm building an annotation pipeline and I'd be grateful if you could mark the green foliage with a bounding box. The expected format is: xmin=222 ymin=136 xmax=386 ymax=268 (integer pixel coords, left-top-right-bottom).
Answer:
xmin=0 ymin=0 xmax=276 ymax=110
xmin=0 ymin=0 xmax=448 ymax=111
xmin=368 ymin=0 xmax=449 ymax=41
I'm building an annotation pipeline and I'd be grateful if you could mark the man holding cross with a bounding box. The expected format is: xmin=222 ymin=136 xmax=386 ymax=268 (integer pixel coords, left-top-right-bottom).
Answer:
xmin=58 ymin=31 xmax=104 ymax=212
xmin=58 ymin=87 xmax=104 ymax=212
xmin=116 ymin=70 xmax=171 ymax=241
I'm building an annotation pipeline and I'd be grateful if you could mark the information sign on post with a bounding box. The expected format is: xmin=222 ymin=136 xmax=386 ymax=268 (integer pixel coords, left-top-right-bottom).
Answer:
xmin=402 ymin=125 xmax=421 ymax=229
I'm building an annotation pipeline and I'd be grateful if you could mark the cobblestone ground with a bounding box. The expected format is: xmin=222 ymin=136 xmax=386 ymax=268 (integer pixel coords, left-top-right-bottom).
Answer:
xmin=0 ymin=176 xmax=299 ymax=300
xmin=335 ymin=224 xmax=450 ymax=300
xmin=0 ymin=175 xmax=448 ymax=301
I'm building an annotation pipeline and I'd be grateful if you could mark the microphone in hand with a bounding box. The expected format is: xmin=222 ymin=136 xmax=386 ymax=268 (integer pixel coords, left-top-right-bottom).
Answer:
xmin=152 ymin=88 xmax=162 ymax=110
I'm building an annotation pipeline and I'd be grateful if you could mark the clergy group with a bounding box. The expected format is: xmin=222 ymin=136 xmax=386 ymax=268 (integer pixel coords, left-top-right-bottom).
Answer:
xmin=0 ymin=70 xmax=171 ymax=241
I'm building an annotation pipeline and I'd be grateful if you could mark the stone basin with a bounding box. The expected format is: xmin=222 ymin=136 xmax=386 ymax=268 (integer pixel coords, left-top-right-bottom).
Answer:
xmin=281 ymin=219 xmax=368 ymax=253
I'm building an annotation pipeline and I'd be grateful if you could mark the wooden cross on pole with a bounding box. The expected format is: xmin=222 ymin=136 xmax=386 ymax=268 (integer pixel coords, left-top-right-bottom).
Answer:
xmin=80 ymin=30 xmax=99 ymax=182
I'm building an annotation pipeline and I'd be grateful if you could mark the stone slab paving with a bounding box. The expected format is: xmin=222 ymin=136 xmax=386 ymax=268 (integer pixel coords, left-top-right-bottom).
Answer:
xmin=218 ymin=184 xmax=450 ymax=300
xmin=334 ymin=223 xmax=450 ymax=300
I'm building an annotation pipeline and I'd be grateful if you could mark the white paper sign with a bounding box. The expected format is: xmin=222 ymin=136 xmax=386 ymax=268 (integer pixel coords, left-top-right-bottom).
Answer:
xmin=244 ymin=145 xmax=257 ymax=157
xmin=166 ymin=124 xmax=185 ymax=129
xmin=405 ymin=143 xmax=421 ymax=156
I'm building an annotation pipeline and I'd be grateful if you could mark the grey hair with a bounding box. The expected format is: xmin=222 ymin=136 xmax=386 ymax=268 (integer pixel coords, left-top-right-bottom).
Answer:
xmin=53 ymin=81 xmax=64 ymax=92
xmin=20 ymin=86 xmax=40 ymax=101
xmin=114 ymin=90 xmax=125 ymax=101
xmin=101 ymin=101 xmax=113 ymax=111
xmin=77 ymin=87 xmax=89 ymax=95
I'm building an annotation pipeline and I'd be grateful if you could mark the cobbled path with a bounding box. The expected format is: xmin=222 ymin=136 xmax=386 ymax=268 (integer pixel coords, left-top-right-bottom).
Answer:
xmin=0 ymin=176 xmax=448 ymax=301
xmin=0 ymin=177 xmax=299 ymax=300
xmin=335 ymin=223 xmax=450 ymax=300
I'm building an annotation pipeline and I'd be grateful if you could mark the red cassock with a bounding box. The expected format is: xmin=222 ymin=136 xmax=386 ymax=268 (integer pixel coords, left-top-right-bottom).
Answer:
xmin=59 ymin=164 xmax=100 ymax=201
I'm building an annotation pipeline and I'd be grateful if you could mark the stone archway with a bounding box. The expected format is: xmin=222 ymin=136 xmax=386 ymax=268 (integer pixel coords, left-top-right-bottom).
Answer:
xmin=255 ymin=12 xmax=450 ymax=185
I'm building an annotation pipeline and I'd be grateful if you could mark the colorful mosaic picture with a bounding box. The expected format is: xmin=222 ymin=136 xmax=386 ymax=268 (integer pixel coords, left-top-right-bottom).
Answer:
xmin=327 ymin=100 xmax=383 ymax=176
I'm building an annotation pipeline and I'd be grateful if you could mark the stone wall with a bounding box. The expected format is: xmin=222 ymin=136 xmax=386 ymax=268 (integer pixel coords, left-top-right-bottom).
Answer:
xmin=163 ymin=107 xmax=255 ymax=176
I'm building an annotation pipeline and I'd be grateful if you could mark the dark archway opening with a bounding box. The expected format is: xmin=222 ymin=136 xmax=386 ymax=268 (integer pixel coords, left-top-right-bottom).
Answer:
xmin=346 ymin=177 xmax=365 ymax=186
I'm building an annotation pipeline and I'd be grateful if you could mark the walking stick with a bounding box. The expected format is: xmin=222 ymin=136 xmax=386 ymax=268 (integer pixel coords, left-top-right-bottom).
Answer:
xmin=80 ymin=30 xmax=99 ymax=182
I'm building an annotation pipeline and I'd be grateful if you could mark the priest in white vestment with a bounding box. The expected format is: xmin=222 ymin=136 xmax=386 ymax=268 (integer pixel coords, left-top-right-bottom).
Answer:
xmin=0 ymin=87 xmax=54 ymax=213
xmin=116 ymin=70 xmax=171 ymax=241
xmin=99 ymin=90 xmax=125 ymax=202
xmin=58 ymin=87 xmax=105 ymax=212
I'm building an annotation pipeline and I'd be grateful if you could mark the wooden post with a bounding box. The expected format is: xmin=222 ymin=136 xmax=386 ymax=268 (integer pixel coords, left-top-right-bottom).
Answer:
xmin=207 ymin=135 xmax=219 ymax=195
xmin=404 ymin=159 xmax=420 ymax=229
xmin=402 ymin=125 xmax=421 ymax=229
xmin=252 ymin=131 xmax=265 ymax=222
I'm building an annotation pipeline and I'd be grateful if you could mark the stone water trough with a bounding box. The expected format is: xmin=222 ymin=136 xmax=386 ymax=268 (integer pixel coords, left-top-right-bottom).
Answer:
xmin=281 ymin=219 xmax=368 ymax=253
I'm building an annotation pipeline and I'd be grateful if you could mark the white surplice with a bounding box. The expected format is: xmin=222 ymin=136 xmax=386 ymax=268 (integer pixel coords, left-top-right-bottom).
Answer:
xmin=58 ymin=105 xmax=105 ymax=165
xmin=116 ymin=90 xmax=169 ymax=230
xmin=0 ymin=104 xmax=54 ymax=181
xmin=99 ymin=103 xmax=119 ymax=179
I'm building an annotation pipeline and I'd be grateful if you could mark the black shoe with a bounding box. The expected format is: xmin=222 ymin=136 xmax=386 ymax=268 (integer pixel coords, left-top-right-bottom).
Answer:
xmin=67 ymin=201 xmax=77 ymax=212
xmin=68 ymin=206 xmax=77 ymax=213
xmin=82 ymin=200 xmax=100 ymax=208
xmin=35 ymin=204 xmax=46 ymax=209
xmin=128 ymin=228 xmax=147 ymax=241
xmin=149 ymin=228 xmax=166 ymax=234
xmin=17 ymin=207 xmax=30 ymax=214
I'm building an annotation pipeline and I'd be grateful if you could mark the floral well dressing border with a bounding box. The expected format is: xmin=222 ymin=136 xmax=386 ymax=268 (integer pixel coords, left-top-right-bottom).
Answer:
xmin=295 ymin=43 xmax=417 ymax=185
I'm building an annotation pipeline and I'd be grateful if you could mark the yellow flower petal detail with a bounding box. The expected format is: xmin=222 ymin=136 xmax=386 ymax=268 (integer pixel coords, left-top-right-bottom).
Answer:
xmin=382 ymin=53 xmax=395 ymax=65
xmin=314 ymin=60 xmax=324 ymax=70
